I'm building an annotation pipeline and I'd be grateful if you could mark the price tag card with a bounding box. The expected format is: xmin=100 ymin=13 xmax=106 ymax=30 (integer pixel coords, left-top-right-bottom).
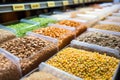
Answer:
xmin=63 ymin=1 xmax=69 ymax=6
xmin=13 ymin=4 xmax=25 ymax=11
xmin=74 ymin=0 xmax=79 ymax=4
xmin=79 ymin=0 xmax=83 ymax=3
xmin=47 ymin=1 xmax=55 ymax=7
xmin=31 ymin=3 xmax=40 ymax=9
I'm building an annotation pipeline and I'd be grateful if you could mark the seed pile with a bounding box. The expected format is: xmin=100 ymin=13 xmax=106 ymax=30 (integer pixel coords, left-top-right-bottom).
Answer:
xmin=24 ymin=71 xmax=61 ymax=80
xmin=76 ymin=31 xmax=120 ymax=50
xmin=93 ymin=24 xmax=120 ymax=32
xmin=0 ymin=29 xmax=16 ymax=43
xmin=0 ymin=54 xmax=20 ymax=80
xmin=47 ymin=47 xmax=119 ymax=80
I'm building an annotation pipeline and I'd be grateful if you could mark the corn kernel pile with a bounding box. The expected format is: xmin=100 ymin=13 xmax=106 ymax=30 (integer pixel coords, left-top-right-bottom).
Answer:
xmin=47 ymin=47 xmax=119 ymax=80
xmin=93 ymin=24 xmax=120 ymax=32
xmin=33 ymin=26 xmax=71 ymax=39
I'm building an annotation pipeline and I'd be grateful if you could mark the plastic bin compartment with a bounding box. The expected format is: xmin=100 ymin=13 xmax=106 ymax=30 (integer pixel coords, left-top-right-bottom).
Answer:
xmin=46 ymin=45 xmax=120 ymax=80
xmin=104 ymin=16 xmax=120 ymax=23
xmin=21 ymin=62 xmax=82 ymax=80
xmin=72 ymin=29 xmax=120 ymax=58
xmin=112 ymin=13 xmax=120 ymax=17
xmin=25 ymin=16 xmax=57 ymax=27
xmin=92 ymin=22 xmax=120 ymax=32
xmin=0 ymin=33 xmax=58 ymax=75
xmin=0 ymin=49 xmax=21 ymax=80
xmin=0 ymin=20 xmax=39 ymax=37
xmin=0 ymin=28 xmax=16 ymax=43
xmin=98 ymin=21 xmax=120 ymax=26
xmin=32 ymin=26 xmax=75 ymax=49
xmin=73 ymin=14 xmax=99 ymax=27
xmin=56 ymin=20 xmax=87 ymax=36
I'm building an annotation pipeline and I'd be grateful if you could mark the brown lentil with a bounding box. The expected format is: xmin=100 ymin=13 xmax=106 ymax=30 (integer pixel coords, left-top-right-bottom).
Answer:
xmin=47 ymin=47 xmax=119 ymax=80
xmin=93 ymin=24 xmax=120 ymax=32
xmin=0 ymin=54 xmax=20 ymax=80
xmin=76 ymin=31 xmax=120 ymax=50
xmin=0 ymin=29 xmax=16 ymax=43
xmin=0 ymin=36 xmax=57 ymax=75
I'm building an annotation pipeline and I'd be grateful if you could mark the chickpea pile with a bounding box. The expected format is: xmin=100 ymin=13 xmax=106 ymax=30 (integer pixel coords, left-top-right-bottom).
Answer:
xmin=0 ymin=29 xmax=16 ymax=43
xmin=47 ymin=47 xmax=119 ymax=80
xmin=93 ymin=24 xmax=120 ymax=32
xmin=0 ymin=54 xmax=20 ymax=80
xmin=58 ymin=20 xmax=87 ymax=36
xmin=33 ymin=26 xmax=74 ymax=49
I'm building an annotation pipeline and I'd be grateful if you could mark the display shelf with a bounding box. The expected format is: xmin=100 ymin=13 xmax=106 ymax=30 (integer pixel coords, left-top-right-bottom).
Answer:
xmin=0 ymin=0 xmax=82 ymax=13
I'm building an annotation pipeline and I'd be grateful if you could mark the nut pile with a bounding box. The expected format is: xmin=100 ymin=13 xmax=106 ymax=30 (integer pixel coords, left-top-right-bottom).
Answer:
xmin=0 ymin=54 xmax=20 ymax=80
xmin=47 ymin=47 xmax=119 ymax=80
xmin=0 ymin=36 xmax=56 ymax=75
xmin=24 ymin=71 xmax=61 ymax=80
xmin=0 ymin=29 xmax=16 ymax=43
xmin=33 ymin=26 xmax=74 ymax=49
xmin=58 ymin=20 xmax=87 ymax=36
xmin=76 ymin=31 xmax=120 ymax=50
xmin=93 ymin=24 xmax=120 ymax=32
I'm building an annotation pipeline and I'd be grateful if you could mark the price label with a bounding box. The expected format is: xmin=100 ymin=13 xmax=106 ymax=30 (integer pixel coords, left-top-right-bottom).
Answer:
xmin=63 ymin=1 xmax=69 ymax=6
xmin=47 ymin=1 xmax=55 ymax=7
xmin=13 ymin=4 xmax=25 ymax=11
xmin=74 ymin=0 xmax=79 ymax=4
xmin=79 ymin=0 xmax=83 ymax=3
xmin=31 ymin=3 xmax=40 ymax=9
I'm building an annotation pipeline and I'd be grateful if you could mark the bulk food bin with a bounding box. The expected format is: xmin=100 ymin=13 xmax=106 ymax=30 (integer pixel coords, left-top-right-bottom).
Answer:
xmin=104 ymin=16 xmax=120 ymax=23
xmin=22 ymin=16 xmax=57 ymax=27
xmin=0 ymin=32 xmax=58 ymax=75
xmin=46 ymin=44 xmax=120 ymax=80
xmin=21 ymin=62 xmax=82 ymax=80
xmin=52 ymin=19 xmax=87 ymax=36
xmin=92 ymin=21 xmax=120 ymax=34
xmin=0 ymin=49 xmax=21 ymax=80
xmin=0 ymin=20 xmax=39 ymax=37
xmin=71 ymin=14 xmax=99 ymax=27
xmin=31 ymin=25 xmax=75 ymax=49
xmin=0 ymin=28 xmax=16 ymax=43
xmin=70 ymin=28 xmax=120 ymax=58
xmin=112 ymin=13 xmax=120 ymax=17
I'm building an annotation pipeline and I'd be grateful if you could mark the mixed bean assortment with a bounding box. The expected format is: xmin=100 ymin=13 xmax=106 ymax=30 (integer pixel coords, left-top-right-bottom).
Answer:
xmin=0 ymin=36 xmax=56 ymax=75
xmin=76 ymin=31 xmax=120 ymax=50
xmin=0 ymin=54 xmax=20 ymax=80
xmin=58 ymin=20 xmax=87 ymax=36
xmin=47 ymin=47 xmax=119 ymax=80
xmin=33 ymin=26 xmax=74 ymax=48
xmin=0 ymin=29 xmax=16 ymax=43
xmin=24 ymin=71 xmax=61 ymax=80
xmin=93 ymin=24 xmax=120 ymax=32
xmin=7 ymin=23 xmax=39 ymax=37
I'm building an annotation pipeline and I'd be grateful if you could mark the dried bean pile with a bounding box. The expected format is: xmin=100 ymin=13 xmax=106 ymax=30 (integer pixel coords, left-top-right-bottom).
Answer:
xmin=24 ymin=71 xmax=61 ymax=80
xmin=0 ymin=36 xmax=55 ymax=74
xmin=76 ymin=32 xmax=120 ymax=50
xmin=47 ymin=47 xmax=119 ymax=80
xmin=93 ymin=24 xmax=120 ymax=32
xmin=0 ymin=29 xmax=16 ymax=43
xmin=58 ymin=20 xmax=87 ymax=36
xmin=0 ymin=54 xmax=20 ymax=80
